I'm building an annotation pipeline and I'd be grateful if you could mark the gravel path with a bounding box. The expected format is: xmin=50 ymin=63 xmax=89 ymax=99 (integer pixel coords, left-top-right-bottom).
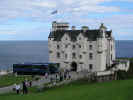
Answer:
xmin=0 ymin=77 xmax=51 ymax=94
xmin=0 ymin=72 xmax=89 ymax=94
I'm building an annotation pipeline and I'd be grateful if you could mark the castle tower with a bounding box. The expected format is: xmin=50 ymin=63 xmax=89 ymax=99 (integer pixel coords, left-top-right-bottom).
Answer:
xmin=96 ymin=23 xmax=107 ymax=71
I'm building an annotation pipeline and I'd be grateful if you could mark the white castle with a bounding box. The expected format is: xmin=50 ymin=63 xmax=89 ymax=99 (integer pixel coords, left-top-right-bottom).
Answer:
xmin=48 ymin=21 xmax=129 ymax=75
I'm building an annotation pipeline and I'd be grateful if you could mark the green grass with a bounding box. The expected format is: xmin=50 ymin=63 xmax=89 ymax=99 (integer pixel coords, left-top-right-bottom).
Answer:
xmin=0 ymin=75 xmax=32 ymax=87
xmin=1 ymin=79 xmax=133 ymax=100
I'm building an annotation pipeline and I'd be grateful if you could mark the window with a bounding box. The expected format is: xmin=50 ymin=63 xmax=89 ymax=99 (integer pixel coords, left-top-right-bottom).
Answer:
xmin=72 ymin=45 xmax=76 ymax=49
xmin=79 ymin=55 xmax=82 ymax=59
xmin=89 ymin=64 xmax=93 ymax=70
xmin=49 ymin=50 xmax=53 ymax=54
xmin=57 ymin=45 xmax=60 ymax=49
xmin=65 ymin=45 xmax=68 ymax=48
xmin=79 ymin=45 xmax=81 ymax=48
xmin=89 ymin=45 xmax=93 ymax=50
xmin=65 ymin=54 xmax=67 ymax=59
xmin=89 ymin=53 xmax=93 ymax=60
xmin=57 ymin=63 xmax=60 ymax=67
xmin=57 ymin=52 xmax=60 ymax=58
xmin=111 ymin=54 xmax=112 ymax=60
xmin=72 ymin=53 xmax=76 ymax=59
xmin=89 ymin=40 xmax=92 ymax=43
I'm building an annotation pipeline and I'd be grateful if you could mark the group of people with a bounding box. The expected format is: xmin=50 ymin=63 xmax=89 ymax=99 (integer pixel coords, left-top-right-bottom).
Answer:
xmin=13 ymin=70 xmax=71 ymax=94
xmin=14 ymin=80 xmax=32 ymax=94
xmin=50 ymin=70 xmax=71 ymax=83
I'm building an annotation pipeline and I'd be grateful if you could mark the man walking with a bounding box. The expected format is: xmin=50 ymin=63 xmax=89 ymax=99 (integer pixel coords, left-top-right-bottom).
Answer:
xmin=22 ymin=81 xmax=28 ymax=94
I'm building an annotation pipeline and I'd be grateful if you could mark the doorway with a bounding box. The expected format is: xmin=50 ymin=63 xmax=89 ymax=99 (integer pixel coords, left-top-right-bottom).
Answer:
xmin=71 ymin=62 xmax=77 ymax=71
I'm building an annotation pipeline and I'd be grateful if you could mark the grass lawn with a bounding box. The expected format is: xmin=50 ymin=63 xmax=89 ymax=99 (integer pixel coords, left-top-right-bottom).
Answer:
xmin=0 ymin=75 xmax=32 ymax=87
xmin=0 ymin=79 xmax=133 ymax=100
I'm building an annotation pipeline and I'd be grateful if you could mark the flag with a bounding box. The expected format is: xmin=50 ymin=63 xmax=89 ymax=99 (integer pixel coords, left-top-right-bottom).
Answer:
xmin=51 ymin=10 xmax=58 ymax=15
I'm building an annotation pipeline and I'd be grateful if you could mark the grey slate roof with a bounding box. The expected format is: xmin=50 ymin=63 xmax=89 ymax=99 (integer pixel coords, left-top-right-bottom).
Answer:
xmin=48 ymin=30 xmax=112 ymax=42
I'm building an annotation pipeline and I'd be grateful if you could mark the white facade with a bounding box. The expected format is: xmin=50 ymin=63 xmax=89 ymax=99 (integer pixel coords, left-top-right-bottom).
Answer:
xmin=48 ymin=21 xmax=128 ymax=72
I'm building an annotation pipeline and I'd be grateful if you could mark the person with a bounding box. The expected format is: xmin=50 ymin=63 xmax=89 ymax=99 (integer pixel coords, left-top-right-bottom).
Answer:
xmin=22 ymin=81 xmax=28 ymax=94
xmin=15 ymin=84 xmax=20 ymax=94
xmin=64 ymin=73 xmax=66 ymax=80
xmin=45 ymin=72 xmax=48 ymax=79
xmin=68 ymin=73 xmax=71 ymax=80
xmin=29 ymin=80 xmax=32 ymax=87
xmin=55 ymin=73 xmax=58 ymax=81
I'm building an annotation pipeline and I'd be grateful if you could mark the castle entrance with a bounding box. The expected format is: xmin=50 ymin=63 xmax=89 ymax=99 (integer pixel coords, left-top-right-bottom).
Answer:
xmin=71 ymin=62 xmax=77 ymax=71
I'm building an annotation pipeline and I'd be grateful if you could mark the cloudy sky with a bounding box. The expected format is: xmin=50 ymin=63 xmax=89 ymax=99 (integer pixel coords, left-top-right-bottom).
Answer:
xmin=0 ymin=0 xmax=133 ymax=40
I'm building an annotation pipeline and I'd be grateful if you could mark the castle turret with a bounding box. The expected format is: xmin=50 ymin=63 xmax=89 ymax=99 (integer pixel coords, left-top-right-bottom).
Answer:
xmin=97 ymin=23 xmax=107 ymax=53
xmin=99 ymin=23 xmax=107 ymax=38
xmin=96 ymin=23 xmax=107 ymax=71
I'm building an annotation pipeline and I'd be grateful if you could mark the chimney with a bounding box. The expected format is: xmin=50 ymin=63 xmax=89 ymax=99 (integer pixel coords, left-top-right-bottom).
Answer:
xmin=82 ymin=26 xmax=89 ymax=32
xmin=72 ymin=26 xmax=76 ymax=30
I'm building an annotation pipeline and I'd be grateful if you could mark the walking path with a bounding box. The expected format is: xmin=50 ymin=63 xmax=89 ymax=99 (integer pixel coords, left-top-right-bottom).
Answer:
xmin=0 ymin=77 xmax=51 ymax=94
xmin=0 ymin=72 xmax=89 ymax=94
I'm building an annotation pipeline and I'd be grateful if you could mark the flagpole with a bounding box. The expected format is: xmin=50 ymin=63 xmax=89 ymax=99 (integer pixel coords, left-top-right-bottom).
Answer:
xmin=51 ymin=10 xmax=58 ymax=22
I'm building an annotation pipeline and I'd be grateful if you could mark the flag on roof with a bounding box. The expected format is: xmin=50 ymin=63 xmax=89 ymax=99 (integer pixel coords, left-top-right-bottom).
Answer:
xmin=51 ymin=10 xmax=58 ymax=15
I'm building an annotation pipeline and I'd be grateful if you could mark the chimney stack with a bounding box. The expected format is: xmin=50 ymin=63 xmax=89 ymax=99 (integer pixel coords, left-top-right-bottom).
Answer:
xmin=72 ymin=26 xmax=76 ymax=30
xmin=82 ymin=26 xmax=89 ymax=32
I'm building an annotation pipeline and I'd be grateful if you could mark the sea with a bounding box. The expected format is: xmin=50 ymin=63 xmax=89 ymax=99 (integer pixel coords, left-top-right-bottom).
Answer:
xmin=0 ymin=40 xmax=133 ymax=70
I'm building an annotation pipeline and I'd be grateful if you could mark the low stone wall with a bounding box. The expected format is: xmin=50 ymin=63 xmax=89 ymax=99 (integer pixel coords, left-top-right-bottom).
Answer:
xmin=96 ymin=74 xmax=117 ymax=82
